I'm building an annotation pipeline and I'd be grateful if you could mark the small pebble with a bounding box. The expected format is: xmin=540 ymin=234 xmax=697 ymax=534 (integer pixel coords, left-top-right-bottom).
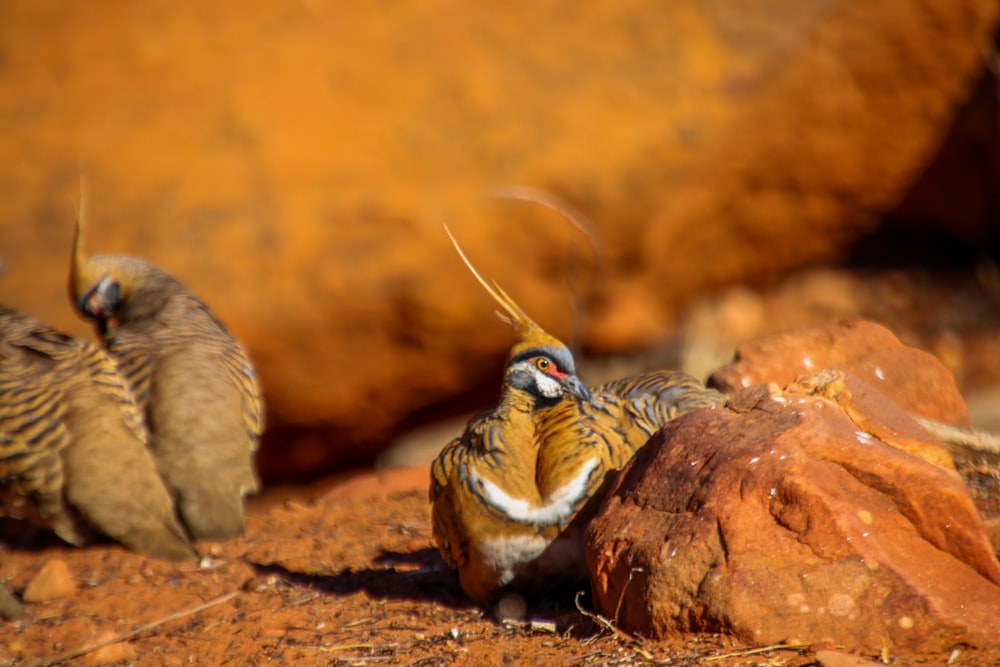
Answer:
xmin=815 ymin=649 xmax=883 ymax=667
xmin=81 ymin=633 xmax=137 ymax=665
xmin=259 ymin=627 xmax=286 ymax=639
xmin=22 ymin=559 xmax=77 ymax=603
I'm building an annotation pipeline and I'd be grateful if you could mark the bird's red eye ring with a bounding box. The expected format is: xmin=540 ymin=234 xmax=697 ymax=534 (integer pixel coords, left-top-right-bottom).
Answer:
xmin=535 ymin=358 xmax=551 ymax=372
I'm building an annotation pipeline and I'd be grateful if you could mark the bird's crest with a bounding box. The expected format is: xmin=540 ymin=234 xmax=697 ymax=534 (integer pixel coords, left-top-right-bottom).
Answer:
xmin=69 ymin=169 xmax=94 ymax=302
xmin=444 ymin=225 xmax=567 ymax=359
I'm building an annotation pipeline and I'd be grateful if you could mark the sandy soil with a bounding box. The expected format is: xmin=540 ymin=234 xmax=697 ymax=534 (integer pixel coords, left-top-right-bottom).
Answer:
xmin=2 ymin=465 xmax=999 ymax=667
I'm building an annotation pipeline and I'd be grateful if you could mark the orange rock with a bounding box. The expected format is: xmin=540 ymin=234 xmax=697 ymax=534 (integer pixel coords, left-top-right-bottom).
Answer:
xmin=0 ymin=2 xmax=994 ymax=481
xmin=815 ymin=651 xmax=884 ymax=667
xmin=586 ymin=379 xmax=1000 ymax=652
xmin=710 ymin=320 xmax=971 ymax=426
xmin=784 ymin=369 xmax=957 ymax=471
xmin=22 ymin=559 xmax=77 ymax=603
xmin=80 ymin=634 xmax=137 ymax=665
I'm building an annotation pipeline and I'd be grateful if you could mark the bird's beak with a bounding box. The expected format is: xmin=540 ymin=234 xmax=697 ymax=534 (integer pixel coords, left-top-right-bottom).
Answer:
xmin=562 ymin=375 xmax=592 ymax=403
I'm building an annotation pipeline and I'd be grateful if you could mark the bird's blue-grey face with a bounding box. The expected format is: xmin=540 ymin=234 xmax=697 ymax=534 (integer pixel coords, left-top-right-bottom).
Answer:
xmin=506 ymin=344 xmax=591 ymax=407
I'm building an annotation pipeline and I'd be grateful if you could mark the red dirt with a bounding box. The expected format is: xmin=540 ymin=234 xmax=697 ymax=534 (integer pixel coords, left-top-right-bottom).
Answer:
xmin=2 ymin=466 xmax=998 ymax=667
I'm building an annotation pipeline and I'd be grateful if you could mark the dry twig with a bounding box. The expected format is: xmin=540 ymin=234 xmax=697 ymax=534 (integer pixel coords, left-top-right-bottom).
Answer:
xmin=703 ymin=641 xmax=811 ymax=661
xmin=573 ymin=590 xmax=643 ymax=646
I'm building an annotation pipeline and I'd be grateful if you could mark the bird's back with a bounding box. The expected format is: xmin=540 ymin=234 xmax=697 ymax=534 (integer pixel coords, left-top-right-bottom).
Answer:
xmin=108 ymin=286 xmax=263 ymax=538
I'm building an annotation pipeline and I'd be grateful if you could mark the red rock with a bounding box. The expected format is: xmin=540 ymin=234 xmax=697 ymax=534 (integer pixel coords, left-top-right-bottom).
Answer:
xmin=784 ymin=369 xmax=957 ymax=471
xmin=986 ymin=518 xmax=1000 ymax=554
xmin=710 ymin=320 xmax=971 ymax=426
xmin=22 ymin=559 xmax=77 ymax=603
xmin=0 ymin=2 xmax=994 ymax=480
xmin=585 ymin=374 xmax=1000 ymax=652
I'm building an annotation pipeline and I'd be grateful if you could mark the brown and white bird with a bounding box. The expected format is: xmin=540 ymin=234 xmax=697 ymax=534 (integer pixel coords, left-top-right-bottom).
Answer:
xmin=430 ymin=230 xmax=724 ymax=602
xmin=0 ymin=304 xmax=197 ymax=561
xmin=68 ymin=207 xmax=264 ymax=540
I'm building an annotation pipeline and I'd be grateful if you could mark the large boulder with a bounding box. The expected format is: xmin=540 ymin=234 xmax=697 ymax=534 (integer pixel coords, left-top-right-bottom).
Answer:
xmin=0 ymin=1 xmax=995 ymax=478
xmin=585 ymin=373 xmax=1000 ymax=651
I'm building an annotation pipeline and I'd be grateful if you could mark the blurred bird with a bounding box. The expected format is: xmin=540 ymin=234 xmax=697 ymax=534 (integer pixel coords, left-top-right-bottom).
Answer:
xmin=0 ymin=304 xmax=197 ymax=561
xmin=430 ymin=229 xmax=724 ymax=602
xmin=68 ymin=200 xmax=264 ymax=540
xmin=0 ymin=583 xmax=23 ymax=620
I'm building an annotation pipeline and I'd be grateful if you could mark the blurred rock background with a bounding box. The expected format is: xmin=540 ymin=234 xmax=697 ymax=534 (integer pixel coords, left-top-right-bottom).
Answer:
xmin=0 ymin=0 xmax=997 ymax=483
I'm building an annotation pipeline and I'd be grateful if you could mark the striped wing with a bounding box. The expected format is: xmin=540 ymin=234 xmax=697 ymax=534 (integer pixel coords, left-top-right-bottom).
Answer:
xmin=110 ymin=293 xmax=264 ymax=449
xmin=0 ymin=309 xmax=76 ymax=538
xmin=592 ymin=370 xmax=726 ymax=447
xmin=430 ymin=435 xmax=468 ymax=571
xmin=534 ymin=370 xmax=726 ymax=521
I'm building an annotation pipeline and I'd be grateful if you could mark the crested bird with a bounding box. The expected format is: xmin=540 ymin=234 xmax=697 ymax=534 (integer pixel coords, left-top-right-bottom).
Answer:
xmin=68 ymin=203 xmax=264 ymax=540
xmin=0 ymin=304 xmax=198 ymax=561
xmin=430 ymin=229 xmax=725 ymax=602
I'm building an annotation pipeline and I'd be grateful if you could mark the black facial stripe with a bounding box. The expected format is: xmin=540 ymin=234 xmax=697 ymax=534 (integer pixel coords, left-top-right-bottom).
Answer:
xmin=508 ymin=345 xmax=576 ymax=374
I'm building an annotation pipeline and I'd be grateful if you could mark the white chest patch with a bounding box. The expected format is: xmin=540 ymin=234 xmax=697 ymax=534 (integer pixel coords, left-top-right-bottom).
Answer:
xmin=470 ymin=457 xmax=601 ymax=526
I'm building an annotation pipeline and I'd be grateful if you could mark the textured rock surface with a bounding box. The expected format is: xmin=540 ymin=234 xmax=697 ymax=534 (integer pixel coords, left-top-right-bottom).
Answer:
xmin=710 ymin=320 xmax=972 ymax=426
xmin=586 ymin=375 xmax=1000 ymax=652
xmin=0 ymin=2 xmax=995 ymax=478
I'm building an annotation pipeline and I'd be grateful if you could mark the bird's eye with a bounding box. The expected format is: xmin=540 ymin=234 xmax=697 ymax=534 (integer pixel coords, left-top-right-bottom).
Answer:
xmin=535 ymin=358 xmax=551 ymax=371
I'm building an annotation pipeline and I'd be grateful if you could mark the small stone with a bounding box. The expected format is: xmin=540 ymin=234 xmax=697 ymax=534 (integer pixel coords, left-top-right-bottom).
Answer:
xmin=22 ymin=559 xmax=77 ymax=603
xmin=529 ymin=620 xmax=557 ymax=633
xmin=80 ymin=633 xmax=137 ymax=665
xmin=815 ymin=650 xmax=883 ymax=667
xmin=258 ymin=627 xmax=286 ymax=639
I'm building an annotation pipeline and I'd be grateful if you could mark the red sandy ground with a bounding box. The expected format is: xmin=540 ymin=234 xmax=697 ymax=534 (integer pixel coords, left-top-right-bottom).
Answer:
xmin=1 ymin=466 xmax=998 ymax=667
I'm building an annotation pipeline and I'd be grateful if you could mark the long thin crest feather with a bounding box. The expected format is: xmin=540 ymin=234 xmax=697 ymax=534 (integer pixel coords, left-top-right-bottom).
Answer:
xmin=485 ymin=185 xmax=600 ymax=261
xmin=484 ymin=185 xmax=603 ymax=354
xmin=70 ymin=165 xmax=90 ymax=298
xmin=443 ymin=224 xmax=544 ymax=338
